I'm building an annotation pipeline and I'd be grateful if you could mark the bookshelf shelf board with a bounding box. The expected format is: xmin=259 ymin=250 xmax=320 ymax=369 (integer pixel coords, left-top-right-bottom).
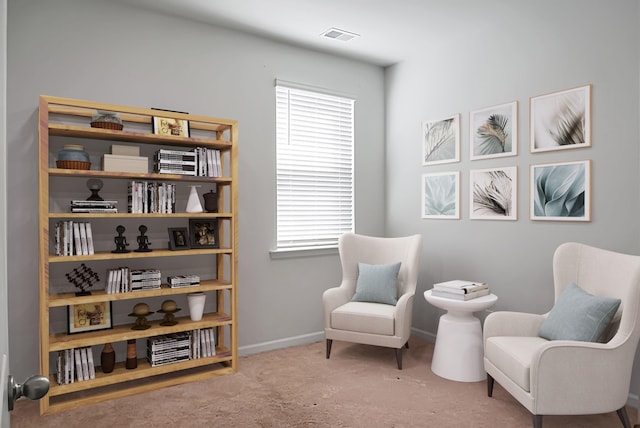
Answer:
xmin=48 ymin=212 xmax=233 ymax=219
xmin=48 ymin=280 xmax=232 ymax=307
xmin=49 ymin=313 xmax=232 ymax=351
xmin=48 ymin=124 xmax=233 ymax=150
xmin=49 ymin=168 xmax=232 ymax=184
xmin=46 ymin=364 xmax=234 ymax=413
xmin=48 ymin=349 xmax=232 ymax=397
xmin=48 ymin=248 xmax=231 ymax=262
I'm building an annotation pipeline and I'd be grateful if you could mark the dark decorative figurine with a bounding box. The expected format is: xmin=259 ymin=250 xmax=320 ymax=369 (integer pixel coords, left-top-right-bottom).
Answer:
xmin=66 ymin=263 xmax=100 ymax=296
xmin=129 ymin=302 xmax=153 ymax=330
xmin=112 ymin=225 xmax=130 ymax=253
xmin=135 ymin=225 xmax=152 ymax=252
xmin=158 ymin=299 xmax=181 ymax=326
xmin=86 ymin=178 xmax=104 ymax=201
xmin=203 ymin=189 xmax=218 ymax=213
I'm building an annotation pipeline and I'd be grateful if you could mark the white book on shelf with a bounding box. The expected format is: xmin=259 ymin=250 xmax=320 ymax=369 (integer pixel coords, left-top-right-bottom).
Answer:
xmin=72 ymin=222 xmax=82 ymax=256
xmin=74 ymin=348 xmax=83 ymax=381
xmin=209 ymin=328 xmax=216 ymax=356
xmin=85 ymin=222 xmax=95 ymax=255
xmin=78 ymin=222 xmax=89 ymax=256
xmin=215 ymin=149 xmax=222 ymax=177
xmin=86 ymin=347 xmax=96 ymax=379
xmin=80 ymin=347 xmax=89 ymax=381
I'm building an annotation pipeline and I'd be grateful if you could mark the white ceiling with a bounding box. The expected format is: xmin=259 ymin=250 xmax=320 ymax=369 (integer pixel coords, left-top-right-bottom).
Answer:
xmin=111 ymin=0 xmax=448 ymax=67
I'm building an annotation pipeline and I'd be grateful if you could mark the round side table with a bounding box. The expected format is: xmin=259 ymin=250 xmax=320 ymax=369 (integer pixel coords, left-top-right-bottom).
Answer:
xmin=424 ymin=289 xmax=498 ymax=382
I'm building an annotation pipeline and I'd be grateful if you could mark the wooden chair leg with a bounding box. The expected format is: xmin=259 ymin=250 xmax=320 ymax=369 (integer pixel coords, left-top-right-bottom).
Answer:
xmin=487 ymin=374 xmax=494 ymax=397
xmin=617 ymin=406 xmax=632 ymax=428
xmin=532 ymin=414 xmax=543 ymax=428
xmin=395 ymin=347 xmax=403 ymax=370
xmin=326 ymin=339 xmax=332 ymax=359
xmin=405 ymin=341 xmax=409 ymax=349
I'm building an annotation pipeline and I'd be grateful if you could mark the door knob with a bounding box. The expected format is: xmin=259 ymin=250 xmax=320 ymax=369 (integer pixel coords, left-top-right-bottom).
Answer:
xmin=7 ymin=374 xmax=50 ymax=411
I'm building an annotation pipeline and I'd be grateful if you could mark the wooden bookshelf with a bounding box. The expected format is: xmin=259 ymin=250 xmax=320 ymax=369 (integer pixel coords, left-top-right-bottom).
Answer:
xmin=38 ymin=96 xmax=238 ymax=414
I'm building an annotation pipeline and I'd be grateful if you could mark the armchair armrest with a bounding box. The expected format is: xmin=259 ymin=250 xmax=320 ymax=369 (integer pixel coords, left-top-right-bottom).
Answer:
xmin=322 ymin=281 xmax=353 ymax=328
xmin=532 ymin=340 xmax=631 ymax=413
xmin=483 ymin=311 xmax=546 ymax=340
xmin=394 ymin=291 xmax=415 ymax=339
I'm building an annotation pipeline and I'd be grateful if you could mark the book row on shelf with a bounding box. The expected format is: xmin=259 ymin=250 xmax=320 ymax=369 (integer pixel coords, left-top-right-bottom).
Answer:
xmin=154 ymin=148 xmax=223 ymax=177
xmin=54 ymin=221 xmax=94 ymax=256
xmin=56 ymin=328 xmax=218 ymax=385
xmin=56 ymin=347 xmax=95 ymax=385
xmin=147 ymin=328 xmax=216 ymax=367
xmin=431 ymin=279 xmax=491 ymax=301
xmin=128 ymin=181 xmax=177 ymax=214
xmin=105 ymin=269 xmax=201 ymax=294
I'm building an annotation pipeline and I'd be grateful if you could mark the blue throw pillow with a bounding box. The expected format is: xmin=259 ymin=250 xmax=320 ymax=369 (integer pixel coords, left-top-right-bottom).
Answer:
xmin=351 ymin=262 xmax=401 ymax=305
xmin=539 ymin=282 xmax=621 ymax=342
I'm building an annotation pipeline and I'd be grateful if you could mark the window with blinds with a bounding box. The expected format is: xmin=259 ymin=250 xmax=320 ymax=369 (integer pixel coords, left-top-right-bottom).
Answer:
xmin=275 ymin=82 xmax=355 ymax=251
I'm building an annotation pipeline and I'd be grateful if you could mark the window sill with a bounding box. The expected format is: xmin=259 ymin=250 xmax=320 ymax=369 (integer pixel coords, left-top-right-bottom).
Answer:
xmin=269 ymin=246 xmax=338 ymax=259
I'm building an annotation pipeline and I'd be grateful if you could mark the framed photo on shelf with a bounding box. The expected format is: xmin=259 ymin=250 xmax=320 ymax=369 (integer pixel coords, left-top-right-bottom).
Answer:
xmin=189 ymin=219 xmax=219 ymax=249
xmin=469 ymin=101 xmax=517 ymax=160
xmin=67 ymin=301 xmax=113 ymax=334
xmin=530 ymin=160 xmax=591 ymax=221
xmin=151 ymin=108 xmax=190 ymax=137
xmin=421 ymin=171 xmax=460 ymax=219
xmin=168 ymin=227 xmax=191 ymax=250
xmin=470 ymin=166 xmax=517 ymax=220
xmin=530 ymin=84 xmax=591 ymax=153
xmin=422 ymin=114 xmax=460 ymax=166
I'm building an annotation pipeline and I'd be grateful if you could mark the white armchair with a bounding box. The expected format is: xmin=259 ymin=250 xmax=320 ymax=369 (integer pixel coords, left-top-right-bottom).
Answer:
xmin=322 ymin=233 xmax=422 ymax=369
xmin=483 ymin=242 xmax=640 ymax=428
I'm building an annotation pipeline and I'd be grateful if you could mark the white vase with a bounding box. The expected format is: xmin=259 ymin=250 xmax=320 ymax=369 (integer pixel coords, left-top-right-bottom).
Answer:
xmin=187 ymin=292 xmax=206 ymax=321
xmin=186 ymin=185 xmax=203 ymax=213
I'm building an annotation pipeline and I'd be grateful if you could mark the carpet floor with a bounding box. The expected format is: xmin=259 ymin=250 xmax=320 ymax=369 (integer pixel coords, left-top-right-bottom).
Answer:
xmin=10 ymin=337 xmax=634 ymax=427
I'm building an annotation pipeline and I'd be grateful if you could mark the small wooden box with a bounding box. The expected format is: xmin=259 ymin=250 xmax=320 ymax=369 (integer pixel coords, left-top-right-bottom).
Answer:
xmin=102 ymin=154 xmax=148 ymax=173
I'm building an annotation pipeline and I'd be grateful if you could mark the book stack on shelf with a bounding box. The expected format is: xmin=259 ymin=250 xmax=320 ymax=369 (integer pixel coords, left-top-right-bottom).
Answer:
xmin=431 ymin=280 xmax=490 ymax=301
xmin=147 ymin=332 xmax=192 ymax=367
xmin=130 ymin=269 xmax=162 ymax=291
xmin=54 ymin=221 xmax=94 ymax=256
xmin=128 ymin=181 xmax=176 ymax=214
xmin=56 ymin=346 xmax=95 ymax=385
xmin=167 ymin=275 xmax=201 ymax=288
xmin=70 ymin=200 xmax=118 ymax=213
xmin=154 ymin=148 xmax=222 ymax=177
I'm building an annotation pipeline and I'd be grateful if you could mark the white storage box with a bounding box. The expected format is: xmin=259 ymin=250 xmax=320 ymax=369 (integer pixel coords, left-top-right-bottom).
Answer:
xmin=102 ymin=154 xmax=148 ymax=173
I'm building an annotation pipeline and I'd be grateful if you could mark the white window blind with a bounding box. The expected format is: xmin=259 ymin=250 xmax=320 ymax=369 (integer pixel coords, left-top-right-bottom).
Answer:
xmin=275 ymin=83 xmax=355 ymax=251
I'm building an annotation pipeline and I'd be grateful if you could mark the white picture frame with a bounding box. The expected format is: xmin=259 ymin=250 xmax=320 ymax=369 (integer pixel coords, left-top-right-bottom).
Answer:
xmin=421 ymin=171 xmax=460 ymax=219
xmin=530 ymin=85 xmax=591 ymax=153
xmin=422 ymin=114 xmax=460 ymax=166
xmin=469 ymin=101 xmax=518 ymax=160
xmin=470 ymin=166 xmax=517 ymax=220
xmin=530 ymin=160 xmax=591 ymax=221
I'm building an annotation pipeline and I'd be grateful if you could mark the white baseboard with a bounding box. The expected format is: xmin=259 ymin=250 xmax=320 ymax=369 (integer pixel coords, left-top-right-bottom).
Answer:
xmin=238 ymin=331 xmax=325 ymax=357
xmin=627 ymin=392 xmax=640 ymax=409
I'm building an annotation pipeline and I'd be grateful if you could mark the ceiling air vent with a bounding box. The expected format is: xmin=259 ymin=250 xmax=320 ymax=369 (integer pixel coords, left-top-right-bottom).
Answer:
xmin=321 ymin=27 xmax=359 ymax=42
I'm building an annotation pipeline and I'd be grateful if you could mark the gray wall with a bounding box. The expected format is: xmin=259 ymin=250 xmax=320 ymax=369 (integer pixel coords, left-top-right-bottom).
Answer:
xmin=7 ymin=0 xmax=385 ymax=381
xmin=385 ymin=0 xmax=640 ymax=403
xmin=8 ymin=0 xmax=640 ymax=409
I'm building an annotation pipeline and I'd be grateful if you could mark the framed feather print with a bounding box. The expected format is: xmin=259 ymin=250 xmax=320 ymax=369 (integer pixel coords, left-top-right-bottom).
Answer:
xmin=470 ymin=166 xmax=517 ymax=220
xmin=422 ymin=114 xmax=460 ymax=165
xmin=530 ymin=85 xmax=591 ymax=153
xmin=470 ymin=101 xmax=517 ymax=160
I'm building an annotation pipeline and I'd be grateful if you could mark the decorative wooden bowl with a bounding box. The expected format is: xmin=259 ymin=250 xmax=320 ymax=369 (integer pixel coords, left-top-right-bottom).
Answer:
xmin=56 ymin=160 xmax=91 ymax=170
xmin=90 ymin=121 xmax=123 ymax=130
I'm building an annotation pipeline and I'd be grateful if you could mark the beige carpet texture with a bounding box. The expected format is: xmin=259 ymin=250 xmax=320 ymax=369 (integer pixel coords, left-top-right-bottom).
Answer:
xmin=10 ymin=338 xmax=635 ymax=427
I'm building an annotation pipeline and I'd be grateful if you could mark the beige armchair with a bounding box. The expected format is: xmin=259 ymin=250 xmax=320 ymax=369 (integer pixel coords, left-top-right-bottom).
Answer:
xmin=322 ymin=233 xmax=422 ymax=369
xmin=483 ymin=242 xmax=640 ymax=428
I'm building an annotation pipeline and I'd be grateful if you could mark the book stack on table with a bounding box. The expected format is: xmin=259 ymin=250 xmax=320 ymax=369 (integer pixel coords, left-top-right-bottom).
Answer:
xmin=431 ymin=280 xmax=490 ymax=301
